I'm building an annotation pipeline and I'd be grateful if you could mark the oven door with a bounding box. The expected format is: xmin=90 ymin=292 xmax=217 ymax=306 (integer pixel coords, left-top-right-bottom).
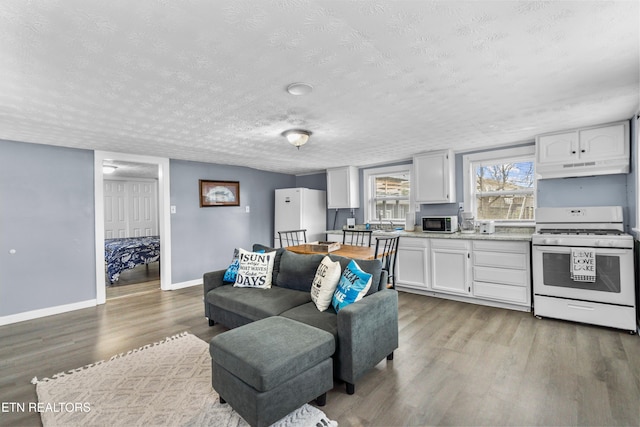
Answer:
xmin=532 ymin=245 xmax=634 ymax=306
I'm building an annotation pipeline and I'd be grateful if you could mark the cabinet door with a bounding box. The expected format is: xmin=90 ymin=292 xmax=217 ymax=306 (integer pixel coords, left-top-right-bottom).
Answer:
xmin=396 ymin=246 xmax=428 ymax=289
xmin=414 ymin=150 xmax=455 ymax=203
xmin=536 ymin=131 xmax=577 ymax=164
xmin=430 ymin=246 xmax=470 ymax=295
xmin=327 ymin=166 xmax=359 ymax=209
xmin=579 ymin=123 xmax=628 ymax=161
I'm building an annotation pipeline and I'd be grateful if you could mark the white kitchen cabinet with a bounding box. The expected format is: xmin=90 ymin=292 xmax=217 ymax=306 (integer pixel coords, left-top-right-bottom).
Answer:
xmin=429 ymin=239 xmax=470 ymax=296
xmin=413 ymin=149 xmax=456 ymax=204
xmin=536 ymin=121 xmax=629 ymax=179
xmin=472 ymin=240 xmax=530 ymax=308
xmin=395 ymin=236 xmax=531 ymax=312
xmin=326 ymin=233 xmax=342 ymax=243
xmin=396 ymin=237 xmax=429 ymax=290
xmin=327 ymin=166 xmax=360 ymax=209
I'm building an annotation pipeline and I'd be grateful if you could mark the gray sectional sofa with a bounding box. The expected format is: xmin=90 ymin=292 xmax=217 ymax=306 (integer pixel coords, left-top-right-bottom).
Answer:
xmin=203 ymin=243 xmax=399 ymax=394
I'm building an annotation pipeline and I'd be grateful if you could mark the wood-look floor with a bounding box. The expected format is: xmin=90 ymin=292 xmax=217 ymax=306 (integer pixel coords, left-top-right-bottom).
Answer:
xmin=1 ymin=286 xmax=639 ymax=426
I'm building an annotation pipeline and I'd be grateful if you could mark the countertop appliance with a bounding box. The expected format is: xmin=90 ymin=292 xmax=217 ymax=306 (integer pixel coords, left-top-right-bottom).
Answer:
xmin=274 ymin=188 xmax=326 ymax=248
xmin=532 ymin=206 xmax=636 ymax=332
xmin=479 ymin=221 xmax=495 ymax=234
xmin=422 ymin=215 xmax=457 ymax=233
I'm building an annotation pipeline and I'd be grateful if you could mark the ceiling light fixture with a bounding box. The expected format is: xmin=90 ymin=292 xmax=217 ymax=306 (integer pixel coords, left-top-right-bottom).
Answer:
xmin=286 ymin=82 xmax=313 ymax=96
xmin=103 ymin=165 xmax=118 ymax=174
xmin=282 ymin=129 xmax=312 ymax=149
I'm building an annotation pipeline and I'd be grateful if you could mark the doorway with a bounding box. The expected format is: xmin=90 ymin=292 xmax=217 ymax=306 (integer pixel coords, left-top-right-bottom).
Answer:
xmin=94 ymin=151 xmax=172 ymax=305
xmin=103 ymin=160 xmax=160 ymax=298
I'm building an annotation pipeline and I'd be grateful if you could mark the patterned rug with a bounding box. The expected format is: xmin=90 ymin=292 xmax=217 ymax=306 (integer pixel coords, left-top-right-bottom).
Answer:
xmin=33 ymin=332 xmax=337 ymax=427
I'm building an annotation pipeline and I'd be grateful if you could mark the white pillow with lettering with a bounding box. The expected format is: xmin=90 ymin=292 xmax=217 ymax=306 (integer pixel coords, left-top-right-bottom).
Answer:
xmin=233 ymin=248 xmax=276 ymax=289
xmin=310 ymin=256 xmax=342 ymax=311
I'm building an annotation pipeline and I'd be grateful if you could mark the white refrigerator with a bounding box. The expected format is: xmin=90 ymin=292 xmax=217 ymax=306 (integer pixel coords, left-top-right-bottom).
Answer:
xmin=274 ymin=188 xmax=327 ymax=247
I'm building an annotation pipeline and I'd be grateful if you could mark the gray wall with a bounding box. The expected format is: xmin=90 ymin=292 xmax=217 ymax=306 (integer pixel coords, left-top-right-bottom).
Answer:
xmin=169 ymin=159 xmax=294 ymax=282
xmin=0 ymin=140 xmax=95 ymax=317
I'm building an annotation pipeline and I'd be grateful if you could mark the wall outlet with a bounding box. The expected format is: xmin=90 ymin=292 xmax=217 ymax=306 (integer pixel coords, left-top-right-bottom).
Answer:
xmin=245 ymin=205 xmax=250 ymax=213
xmin=170 ymin=205 xmax=177 ymax=214
xmin=458 ymin=202 xmax=464 ymax=210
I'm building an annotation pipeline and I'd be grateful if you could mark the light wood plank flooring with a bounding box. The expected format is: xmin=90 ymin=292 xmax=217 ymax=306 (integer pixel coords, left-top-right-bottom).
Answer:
xmin=1 ymin=288 xmax=639 ymax=426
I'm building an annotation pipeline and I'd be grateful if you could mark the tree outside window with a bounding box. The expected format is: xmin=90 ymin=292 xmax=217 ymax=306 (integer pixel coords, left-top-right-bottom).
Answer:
xmin=475 ymin=160 xmax=535 ymax=221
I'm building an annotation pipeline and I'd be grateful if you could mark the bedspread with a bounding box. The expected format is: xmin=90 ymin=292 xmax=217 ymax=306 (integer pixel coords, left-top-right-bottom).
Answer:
xmin=105 ymin=236 xmax=160 ymax=283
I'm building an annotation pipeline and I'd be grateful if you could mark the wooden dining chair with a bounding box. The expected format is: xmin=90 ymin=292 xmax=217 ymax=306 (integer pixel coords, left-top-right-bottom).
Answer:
xmin=343 ymin=230 xmax=373 ymax=247
xmin=278 ymin=229 xmax=307 ymax=247
xmin=374 ymin=235 xmax=400 ymax=289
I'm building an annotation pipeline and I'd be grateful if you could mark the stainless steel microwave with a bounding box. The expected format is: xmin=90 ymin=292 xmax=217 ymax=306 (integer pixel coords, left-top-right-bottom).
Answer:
xmin=422 ymin=216 xmax=458 ymax=233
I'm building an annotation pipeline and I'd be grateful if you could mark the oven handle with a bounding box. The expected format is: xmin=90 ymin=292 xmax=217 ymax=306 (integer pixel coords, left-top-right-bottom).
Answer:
xmin=533 ymin=245 xmax=632 ymax=255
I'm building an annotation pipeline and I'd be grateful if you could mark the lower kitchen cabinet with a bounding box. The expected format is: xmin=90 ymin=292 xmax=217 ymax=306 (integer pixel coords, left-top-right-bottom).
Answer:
xmin=396 ymin=237 xmax=531 ymax=312
xmin=430 ymin=239 xmax=471 ymax=296
xmin=396 ymin=237 xmax=429 ymax=290
xmin=472 ymin=240 xmax=530 ymax=308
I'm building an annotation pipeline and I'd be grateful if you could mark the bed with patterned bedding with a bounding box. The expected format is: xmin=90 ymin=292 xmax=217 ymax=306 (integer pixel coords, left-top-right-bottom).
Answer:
xmin=105 ymin=236 xmax=160 ymax=283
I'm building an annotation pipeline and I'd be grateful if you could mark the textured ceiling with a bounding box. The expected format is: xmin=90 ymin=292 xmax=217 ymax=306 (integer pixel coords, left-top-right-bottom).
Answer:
xmin=0 ymin=0 xmax=638 ymax=175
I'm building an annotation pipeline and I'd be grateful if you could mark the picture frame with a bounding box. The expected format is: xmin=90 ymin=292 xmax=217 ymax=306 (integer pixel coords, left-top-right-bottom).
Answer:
xmin=199 ymin=180 xmax=240 ymax=207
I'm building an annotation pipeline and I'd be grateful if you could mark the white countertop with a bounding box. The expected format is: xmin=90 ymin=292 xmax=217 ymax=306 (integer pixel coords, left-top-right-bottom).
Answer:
xmin=327 ymin=228 xmax=533 ymax=241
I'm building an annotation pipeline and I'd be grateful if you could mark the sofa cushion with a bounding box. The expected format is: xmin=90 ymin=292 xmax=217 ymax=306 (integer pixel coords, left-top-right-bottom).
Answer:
xmin=329 ymin=254 xmax=382 ymax=296
xmin=276 ymin=250 xmax=324 ymax=292
xmin=234 ymin=248 xmax=276 ymax=289
xmin=207 ymin=285 xmax=312 ymax=322
xmin=280 ymin=303 xmax=338 ymax=341
xmin=332 ymin=260 xmax=372 ymax=312
xmin=310 ymin=256 xmax=342 ymax=311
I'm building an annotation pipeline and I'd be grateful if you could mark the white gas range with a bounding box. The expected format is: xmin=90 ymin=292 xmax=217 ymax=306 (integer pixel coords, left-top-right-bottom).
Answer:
xmin=531 ymin=206 xmax=637 ymax=333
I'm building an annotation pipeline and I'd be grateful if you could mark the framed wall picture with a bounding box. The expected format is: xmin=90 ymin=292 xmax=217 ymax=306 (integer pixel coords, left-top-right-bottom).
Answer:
xmin=199 ymin=180 xmax=240 ymax=207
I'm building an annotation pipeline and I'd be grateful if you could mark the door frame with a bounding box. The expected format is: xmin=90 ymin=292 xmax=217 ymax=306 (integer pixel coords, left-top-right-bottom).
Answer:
xmin=94 ymin=151 xmax=172 ymax=304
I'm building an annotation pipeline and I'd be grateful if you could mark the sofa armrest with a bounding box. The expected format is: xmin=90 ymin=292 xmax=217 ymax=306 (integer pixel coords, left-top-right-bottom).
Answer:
xmin=336 ymin=289 xmax=399 ymax=385
xmin=203 ymin=270 xmax=228 ymax=320
xmin=204 ymin=269 xmax=227 ymax=294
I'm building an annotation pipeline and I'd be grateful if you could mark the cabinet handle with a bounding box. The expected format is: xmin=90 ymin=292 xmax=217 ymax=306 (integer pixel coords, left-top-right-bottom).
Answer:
xmin=571 ymin=151 xmax=577 ymax=154
xmin=581 ymin=149 xmax=586 ymax=153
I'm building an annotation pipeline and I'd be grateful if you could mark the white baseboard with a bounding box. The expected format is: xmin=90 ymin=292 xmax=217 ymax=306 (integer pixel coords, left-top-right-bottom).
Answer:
xmin=0 ymin=299 xmax=97 ymax=326
xmin=166 ymin=279 xmax=202 ymax=290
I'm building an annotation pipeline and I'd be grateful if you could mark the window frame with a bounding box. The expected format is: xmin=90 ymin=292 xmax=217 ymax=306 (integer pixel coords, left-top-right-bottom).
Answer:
xmin=363 ymin=164 xmax=413 ymax=224
xmin=462 ymin=145 xmax=536 ymax=226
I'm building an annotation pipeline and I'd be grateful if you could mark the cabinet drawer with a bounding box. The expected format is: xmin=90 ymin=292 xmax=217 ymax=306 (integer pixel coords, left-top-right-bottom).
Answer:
xmin=430 ymin=239 xmax=469 ymax=250
xmin=473 ymin=251 xmax=528 ymax=269
xmin=472 ymin=240 xmax=528 ymax=254
xmin=473 ymin=266 xmax=527 ymax=286
xmin=398 ymin=237 xmax=430 ymax=249
xmin=473 ymin=281 xmax=529 ymax=305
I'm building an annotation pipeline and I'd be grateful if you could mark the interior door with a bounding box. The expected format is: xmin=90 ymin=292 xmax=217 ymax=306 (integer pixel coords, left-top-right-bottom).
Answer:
xmin=129 ymin=181 xmax=158 ymax=237
xmin=104 ymin=180 xmax=127 ymax=238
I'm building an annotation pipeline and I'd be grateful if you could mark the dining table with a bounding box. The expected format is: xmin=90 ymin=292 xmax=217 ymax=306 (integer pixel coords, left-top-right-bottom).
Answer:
xmin=285 ymin=243 xmax=378 ymax=260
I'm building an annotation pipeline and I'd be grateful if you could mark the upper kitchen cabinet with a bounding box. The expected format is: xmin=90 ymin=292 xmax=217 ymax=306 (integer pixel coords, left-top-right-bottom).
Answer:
xmin=413 ymin=149 xmax=456 ymax=204
xmin=536 ymin=121 xmax=630 ymax=179
xmin=327 ymin=166 xmax=360 ymax=209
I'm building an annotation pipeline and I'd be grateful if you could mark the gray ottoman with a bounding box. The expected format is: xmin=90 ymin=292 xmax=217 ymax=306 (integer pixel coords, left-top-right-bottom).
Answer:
xmin=209 ymin=316 xmax=335 ymax=427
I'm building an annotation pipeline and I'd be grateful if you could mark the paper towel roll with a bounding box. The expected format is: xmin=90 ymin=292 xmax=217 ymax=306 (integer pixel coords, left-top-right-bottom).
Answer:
xmin=405 ymin=212 xmax=415 ymax=231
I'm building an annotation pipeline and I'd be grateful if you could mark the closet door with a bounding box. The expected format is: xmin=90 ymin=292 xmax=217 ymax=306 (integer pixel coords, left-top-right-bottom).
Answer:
xmin=129 ymin=181 xmax=158 ymax=237
xmin=104 ymin=181 xmax=127 ymax=238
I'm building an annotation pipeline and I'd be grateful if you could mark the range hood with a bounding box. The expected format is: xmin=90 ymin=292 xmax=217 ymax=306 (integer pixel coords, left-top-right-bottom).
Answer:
xmin=536 ymin=157 xmax=630 ymax=179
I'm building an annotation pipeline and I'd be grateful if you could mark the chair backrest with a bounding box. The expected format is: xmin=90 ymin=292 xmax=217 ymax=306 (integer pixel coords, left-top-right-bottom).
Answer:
xmin=278 ymin=229 xmax=307 ymax=247
xmin=374 ymin=236 xmax=400 ymax=288
xmin=343 ymin=230 xmax=373 ymax=247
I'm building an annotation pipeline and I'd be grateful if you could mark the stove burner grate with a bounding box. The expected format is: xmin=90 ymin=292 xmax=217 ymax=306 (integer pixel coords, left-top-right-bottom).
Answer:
xmin=537 ymin=228 xmax=623 ymax=236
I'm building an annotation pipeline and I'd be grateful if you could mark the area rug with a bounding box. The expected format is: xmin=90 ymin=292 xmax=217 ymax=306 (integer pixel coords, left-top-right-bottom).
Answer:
xmin=32 ymin=332 xmax=337 ymax=427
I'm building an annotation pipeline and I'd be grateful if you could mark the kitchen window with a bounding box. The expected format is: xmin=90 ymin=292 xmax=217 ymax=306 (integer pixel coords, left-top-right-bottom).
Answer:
xmin=363 ymin=165 xmax=412 ymax=224
xmin=463 ymin=146 xmax=536 ymax=224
